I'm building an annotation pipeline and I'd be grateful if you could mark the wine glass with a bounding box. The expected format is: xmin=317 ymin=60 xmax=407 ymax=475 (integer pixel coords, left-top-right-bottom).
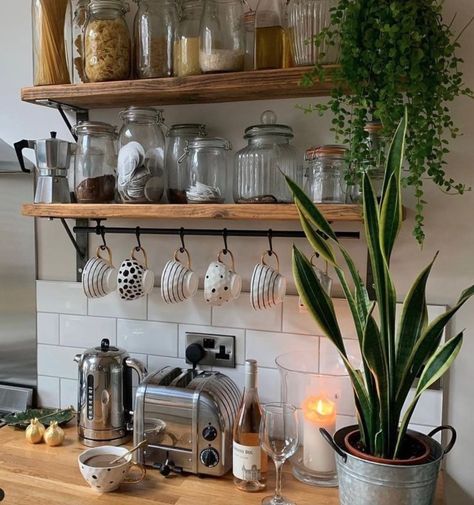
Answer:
xmin=259 ymin=403 xmax=299 ymax=505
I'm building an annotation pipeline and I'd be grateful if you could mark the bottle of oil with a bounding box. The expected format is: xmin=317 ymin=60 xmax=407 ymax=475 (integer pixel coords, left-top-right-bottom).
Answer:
xmin=255 ymin=0 xmax=284 ymax=69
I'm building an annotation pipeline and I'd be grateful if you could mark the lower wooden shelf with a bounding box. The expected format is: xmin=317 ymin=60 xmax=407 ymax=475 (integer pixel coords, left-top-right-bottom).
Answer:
xmin=21 ymin=203 xmax=363 ymax=222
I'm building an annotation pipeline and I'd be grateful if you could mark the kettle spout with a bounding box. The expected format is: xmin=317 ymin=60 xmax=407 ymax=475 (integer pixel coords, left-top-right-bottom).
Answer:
xmin=125 ymin=357 xmax=147 ymax=383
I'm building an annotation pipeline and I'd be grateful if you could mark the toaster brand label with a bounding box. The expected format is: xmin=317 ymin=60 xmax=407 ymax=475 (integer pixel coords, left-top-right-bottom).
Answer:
xmin=233 ymin=442 xmax=261 ymax=480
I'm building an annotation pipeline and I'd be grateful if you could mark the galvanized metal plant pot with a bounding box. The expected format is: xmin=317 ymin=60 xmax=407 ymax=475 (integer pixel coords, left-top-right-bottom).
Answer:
xmin=322 ymin=425 xmax=456 ymax=505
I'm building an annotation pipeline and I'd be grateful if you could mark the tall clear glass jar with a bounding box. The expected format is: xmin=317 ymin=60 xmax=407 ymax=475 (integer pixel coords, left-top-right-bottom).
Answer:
xmin=255 ymin=0 xmax=283 ymax=69
xmin=180 ymin=137 xmax=231 ymax=203
xmin=32 ymin=0 xmax=72 ymax=85
xmin=84 ymin=0 xmax=131 ymax=82
xmin=199 ymin=0 xmax=245 ymax=73
xmin=166 ymin=124 xmax=207 ymax=203
xmin=243 ymin=9 xmax=255 ymax=70
xmin=234 ymin=111 xmax=301 ymax=203
xmin=134 ymin=0 xmax=178 ymax=78
xmin=304 ymin=145 xmax=348 ymax=203
xmin=73 ymin=121 xmax=117 ymax=203
xmin=72 ymin=0 xmax=89 ymax=83
xmin=287 ymin=0 xmax=338 ymax=66
xmin=173 ymin=0 xmax=203 ymax=77
xmin=117 ymin=107 xmax=166 ymax=203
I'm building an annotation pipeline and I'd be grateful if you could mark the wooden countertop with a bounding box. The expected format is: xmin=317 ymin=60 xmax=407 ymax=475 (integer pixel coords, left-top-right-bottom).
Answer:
xmin=0 ymin=426 xmax=445 ymax=505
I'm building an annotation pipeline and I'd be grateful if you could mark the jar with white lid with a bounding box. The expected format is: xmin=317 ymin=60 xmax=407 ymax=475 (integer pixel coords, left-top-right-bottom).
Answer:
xmin=117 ymin=107 xmax=166 ymax=203
xmin=304 ymin=144 xmax=348 ymax=203
xmin=234 ymin=110 xmax=301 ymax=203
xmin=180 ymin=137 xmax=231 ymax=203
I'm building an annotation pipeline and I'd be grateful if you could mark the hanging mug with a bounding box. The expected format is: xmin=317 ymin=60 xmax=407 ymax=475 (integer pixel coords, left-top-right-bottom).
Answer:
xmin=204 ymin=249 xmax=241 ymax=306
xmin=82 ymin=246 xmax=117 ymax=299
xmin=161 ymin=248 xmax=199 ymax=304
xmin=250 ymin=250 xmax=287 ymax=310
xmin=118 ymin=247 xmax=155 ymax=301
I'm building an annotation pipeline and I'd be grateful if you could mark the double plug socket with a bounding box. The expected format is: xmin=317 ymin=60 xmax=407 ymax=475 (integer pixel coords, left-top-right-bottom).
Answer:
xmin=185 ymin=332 xmax=236 ymax=368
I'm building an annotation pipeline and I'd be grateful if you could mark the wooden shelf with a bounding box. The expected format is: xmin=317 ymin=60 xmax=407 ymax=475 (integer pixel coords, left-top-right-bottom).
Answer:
xmin=21 ymin=203 xmax=363 ymax=222
xmin=21 ymin=66 xmax=338 ymax=109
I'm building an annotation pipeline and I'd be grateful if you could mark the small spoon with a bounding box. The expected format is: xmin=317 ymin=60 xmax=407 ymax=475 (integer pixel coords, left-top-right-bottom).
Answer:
xmin=110 ymin=440 xmax=148 ymax=465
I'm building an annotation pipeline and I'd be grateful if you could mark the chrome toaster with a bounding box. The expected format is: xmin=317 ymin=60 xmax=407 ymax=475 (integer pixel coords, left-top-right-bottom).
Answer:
xmin=134 ymin=367 xmax=240 ymax=476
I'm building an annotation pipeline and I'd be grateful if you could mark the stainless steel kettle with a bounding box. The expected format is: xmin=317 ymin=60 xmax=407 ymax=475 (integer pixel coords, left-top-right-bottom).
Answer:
xmin=14 ymin=132 xmax=74 ymax=204
xmin=74 ymin=338 xmax=147 ymax=447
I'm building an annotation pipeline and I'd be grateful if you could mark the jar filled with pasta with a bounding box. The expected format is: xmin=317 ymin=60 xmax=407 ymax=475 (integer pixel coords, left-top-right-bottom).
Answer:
xmin=84 ymin=0 xmax=131 ymax=82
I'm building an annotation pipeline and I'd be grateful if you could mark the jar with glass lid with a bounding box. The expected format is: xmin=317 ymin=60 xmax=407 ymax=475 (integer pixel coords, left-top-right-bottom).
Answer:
xmin=117 ymin=107 xmax=166 ymax=204
xmin=179 ymin=138 xmax=231 ymax=203
xmin=73 ymin=121 xmax=117 ymax=204
xmin=166 ymin=124 xmax=208 ymax=203
xmin=234 ymin=110 xmax=301 ymax=204
xmin=84 ymin=0 xmax=131 ymax=82
xmin=174 ymin=0 xmax=203 ymax=77
xmin=304 ymin=145 xmax=348 ymax=203
xmin=134 ymin=0 xmax=178 ymax=78
xmin=199 ymin=0 xmax=245 ymax=73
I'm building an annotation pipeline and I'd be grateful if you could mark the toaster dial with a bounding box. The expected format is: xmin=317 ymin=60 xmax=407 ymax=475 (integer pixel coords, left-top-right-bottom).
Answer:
xmin=200 ymin=448 xmax=219 ymax=468
xmin=202 ymin=425 xmax=218 ymax=441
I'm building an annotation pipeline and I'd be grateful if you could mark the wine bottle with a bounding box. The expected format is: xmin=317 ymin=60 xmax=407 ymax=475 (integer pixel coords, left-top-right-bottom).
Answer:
xmin=233 ymin=359 xmax=267 ymax=491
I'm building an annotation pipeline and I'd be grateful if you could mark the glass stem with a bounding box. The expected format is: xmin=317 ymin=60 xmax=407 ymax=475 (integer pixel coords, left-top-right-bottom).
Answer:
xmin=274 ymin=459 xmax=283 ymax=500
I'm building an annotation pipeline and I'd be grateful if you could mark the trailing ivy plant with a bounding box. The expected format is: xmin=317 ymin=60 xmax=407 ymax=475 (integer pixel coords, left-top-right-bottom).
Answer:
xmin=302 ymin=0 xmax=473 ymax=243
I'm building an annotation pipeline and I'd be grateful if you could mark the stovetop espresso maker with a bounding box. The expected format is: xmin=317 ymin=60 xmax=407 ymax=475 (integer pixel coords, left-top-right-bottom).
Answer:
xmin=14 ymin=132 xmax=74 ymax=204
xmin=74 ymin=338 xmax=147 ymax=447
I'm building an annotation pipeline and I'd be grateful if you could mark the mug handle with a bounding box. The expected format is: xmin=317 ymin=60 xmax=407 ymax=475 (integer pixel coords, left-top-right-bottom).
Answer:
xmin=174 ymin=248 xmax=192 ymax=270
xmin=96 ymin=245 xmax=113 ymax=265
xmin=131 ymin=246 xmax=148 ymax=269
xmin=217 ymin=249 xmax=236 ymax=272
xmin=261 ymin=250 xmax=280 ymax=272
xmin=124 ymin=462 xmax=146 ymax=484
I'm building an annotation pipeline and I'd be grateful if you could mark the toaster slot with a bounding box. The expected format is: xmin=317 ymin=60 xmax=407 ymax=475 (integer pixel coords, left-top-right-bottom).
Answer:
xmin=170 ymin=369 xmax=196 ymax=388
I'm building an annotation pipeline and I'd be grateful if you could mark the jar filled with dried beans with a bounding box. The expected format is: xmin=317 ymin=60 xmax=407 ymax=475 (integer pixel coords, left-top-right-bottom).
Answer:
xmin=84 ymin=0 xmax=131 ymax=82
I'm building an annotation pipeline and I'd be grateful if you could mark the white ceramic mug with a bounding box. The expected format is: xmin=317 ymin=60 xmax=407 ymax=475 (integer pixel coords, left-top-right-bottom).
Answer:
xmin=250 ymin=251 xmax=286 ymax=310
xmin=161 ymin=248 xmax=199 ymax=304
xmin=204 ymin=249 xmax=241 ymax=306
xmin=82 ymin=246 xmax=117 ymax=299
xmin=117 ymin=247 xmax=154 ymax=301
xmin=78 ymin=445 xmax=146 ymax=493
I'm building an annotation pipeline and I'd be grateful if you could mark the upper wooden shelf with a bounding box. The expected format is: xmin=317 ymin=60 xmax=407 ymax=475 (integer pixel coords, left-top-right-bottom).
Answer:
xmin=21 ymin=66 xmax=337 ymax=109
xmin=21 ymin=203 xmax=362 ymax=222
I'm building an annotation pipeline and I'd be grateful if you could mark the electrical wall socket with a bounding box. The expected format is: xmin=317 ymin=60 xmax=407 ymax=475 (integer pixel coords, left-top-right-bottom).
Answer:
xmin=185 ymin=332 xmax=236 ymax=368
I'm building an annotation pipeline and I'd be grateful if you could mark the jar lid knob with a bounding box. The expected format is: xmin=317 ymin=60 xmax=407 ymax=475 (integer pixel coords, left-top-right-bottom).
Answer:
xmin=261 ymin=110 xmax=277 ymax=125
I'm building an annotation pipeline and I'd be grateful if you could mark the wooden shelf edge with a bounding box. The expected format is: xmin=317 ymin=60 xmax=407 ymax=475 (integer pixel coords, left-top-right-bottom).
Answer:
xmin=21 ymin=203 xmax=363 ymax=222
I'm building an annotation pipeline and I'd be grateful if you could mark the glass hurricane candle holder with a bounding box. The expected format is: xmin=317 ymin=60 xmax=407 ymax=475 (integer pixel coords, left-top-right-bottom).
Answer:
xmin=276 ymin=351 xmax=348 ymax=487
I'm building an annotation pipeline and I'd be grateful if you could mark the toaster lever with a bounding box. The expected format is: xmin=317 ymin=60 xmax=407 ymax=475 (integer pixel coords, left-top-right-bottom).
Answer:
xmin=154 ymin=458 xmax=184 ymax=477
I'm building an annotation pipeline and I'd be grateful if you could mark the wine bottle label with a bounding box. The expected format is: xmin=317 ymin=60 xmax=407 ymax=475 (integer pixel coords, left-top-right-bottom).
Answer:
xmin=233 ymin=441 xmax=262 ymax=481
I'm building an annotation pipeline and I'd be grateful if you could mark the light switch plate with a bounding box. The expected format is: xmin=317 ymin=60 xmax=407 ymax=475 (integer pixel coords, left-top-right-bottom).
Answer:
xmin=185 ymin=332 xmax=236 ymax=368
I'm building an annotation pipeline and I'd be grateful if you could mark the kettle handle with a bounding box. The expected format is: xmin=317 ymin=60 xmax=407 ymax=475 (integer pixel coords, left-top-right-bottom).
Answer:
xmin=13 ymin=140 xmax=34 ymax=174
xmin=125 ymin=357 xmax=147 ymax=383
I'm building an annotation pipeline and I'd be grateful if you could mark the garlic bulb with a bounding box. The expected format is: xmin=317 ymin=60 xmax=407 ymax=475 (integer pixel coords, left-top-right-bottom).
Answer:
xmin=25 ymin=418 xmax=45 ymax=444
xmin=44 ymin=421 xmax=65 ymax=447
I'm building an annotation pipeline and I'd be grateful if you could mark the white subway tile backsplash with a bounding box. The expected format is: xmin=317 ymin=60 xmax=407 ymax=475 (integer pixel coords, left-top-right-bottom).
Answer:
xmin=148 ymin=289 xmax=211 ymax=325
xmin=60 ymin=379 xmax=77 ymax=409
xmin=38 ymin=344 xmax=82 ymax=380
xmin=212 ymin=294 xmax=282 ymax=332
xmin=259 ymin=367 xmax=281 ymax=404
xmin=37 ymin=281 xmax=87 ymax=315
xmin=37 ymin=313 xmax=59 ymax=345
xmin=60 ymin=315 xmax=116 ymax=348
xmin=37 ymin=376 xmax=60 ymax=408
xmin=88 ymin=291 xmax=147 ymax=320
xmin=117 ymin=319 xmax=178 ymax=357
xmin=246 ymin=330 xmax=319 ymax=369
xmin=403 ymin=389 xmax=443 ymax=427
xmin=178 ymin=324 xmax=245 ymax=365
xmin=148 ymin=355 xmax=187 ymax=372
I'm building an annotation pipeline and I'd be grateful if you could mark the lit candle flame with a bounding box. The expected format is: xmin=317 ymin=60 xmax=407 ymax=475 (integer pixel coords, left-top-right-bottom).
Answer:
xmin=302 ymin=396 xmax=336 ymax=424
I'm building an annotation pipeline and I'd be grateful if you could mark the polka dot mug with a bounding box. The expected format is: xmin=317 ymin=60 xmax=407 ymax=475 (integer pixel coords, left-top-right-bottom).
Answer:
xmin=117 ymin=246 xmax=154 ymax=301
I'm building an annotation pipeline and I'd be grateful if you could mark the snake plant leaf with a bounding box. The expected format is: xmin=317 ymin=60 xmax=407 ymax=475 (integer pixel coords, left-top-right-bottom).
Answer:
xmin=379 ymin=172 xmax=402 ymax=263
xmin=395 ymin=332 xmax=463 ymax=457
xmin=395 ymin=254 xmax=438 ymax=387
xmin=285 ymin=175 xmax=338 ymax=242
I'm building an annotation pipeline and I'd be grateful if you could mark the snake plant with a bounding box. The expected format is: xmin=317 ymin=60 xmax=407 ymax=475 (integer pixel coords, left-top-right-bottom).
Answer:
xmin=287 ymin=111 xmax=474 ymax=459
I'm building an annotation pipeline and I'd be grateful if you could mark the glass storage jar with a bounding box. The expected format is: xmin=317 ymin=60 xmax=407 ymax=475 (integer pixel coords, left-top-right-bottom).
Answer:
xmin=73 ymin=121 xmax=117 ymax=203
xmin=117 ymin=107 xmax=166 ymax=203
xmin=255 ymin=0 xmax=284 ymax=69
xmin=243 ymin=9 xmax=256 ymax=70
xmin=180 ymin=137 xmax=231 ymax=203
xmin=304 ymin=145 xmax=348 ymax=203
xmin=287 ymin=0 xmax=338 ymax=66
xmin=173 ymin=0 xmax=203 ymax=77
xmin=32 ymin=0 xmax=72 ymax=85
xmin=134 ymin=0 xmax=178 ymax=78
xmin=234 ymin=110 xmax=301 ymax=203
xmin=199 ymin=0 xmax=245 ymax=73
xmin=72 ymin=0 xmax=89 ymax=83
xmin=84 ymin=0 xmax=131 ymax=82
xmin=166 ymin=124 xmax=207 ymax=203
